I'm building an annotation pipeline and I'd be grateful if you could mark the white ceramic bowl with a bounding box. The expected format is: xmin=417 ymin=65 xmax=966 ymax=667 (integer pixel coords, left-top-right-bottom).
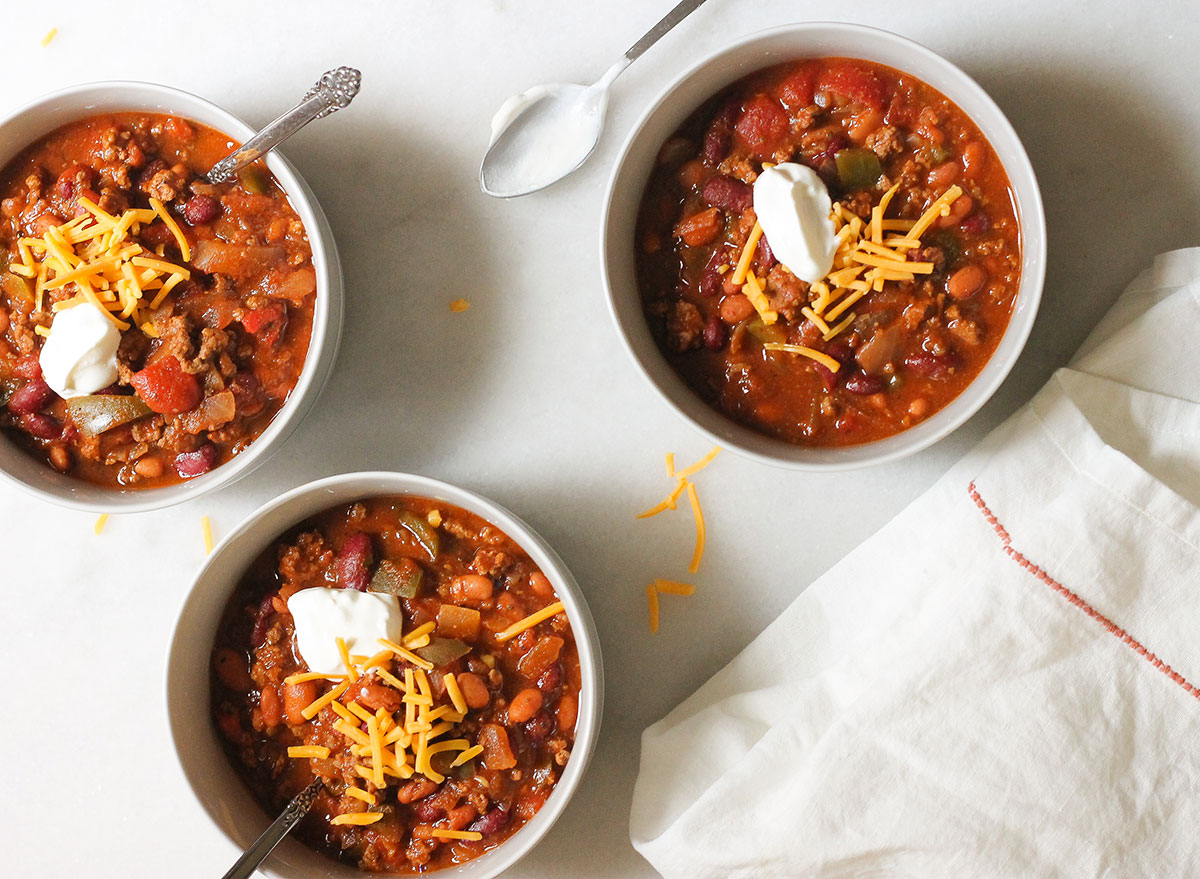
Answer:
xmin=0 ymin=81 xmax=343 ymax=510
xmin=166 ymin=471 xmax=604 ymax=879
xmin=601 ymin=22 xmax=1046 ymax=470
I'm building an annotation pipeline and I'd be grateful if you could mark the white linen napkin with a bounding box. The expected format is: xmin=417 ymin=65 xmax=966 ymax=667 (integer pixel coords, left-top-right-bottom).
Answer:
xmin=630 ymin=249 xmax=1200 ymax=878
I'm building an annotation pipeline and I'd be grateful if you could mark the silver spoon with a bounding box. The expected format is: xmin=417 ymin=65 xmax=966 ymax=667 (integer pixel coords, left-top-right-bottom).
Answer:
xmin=479 ymin=0 xmax=710 ymax=198
xmin=207 ymin=67 xmax=362 ymax=184
xmin=220 ymin=779 xmax=323 ymax=879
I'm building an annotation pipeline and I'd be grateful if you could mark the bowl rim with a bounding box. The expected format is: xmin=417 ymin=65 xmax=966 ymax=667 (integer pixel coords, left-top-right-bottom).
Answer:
xmin=600 ymin=21 xmax=1047 ymax=471
xmin=165 ymin=470 xmax=605 ymax=879
xmin=0 ymin=79 xmax=343 ymax=511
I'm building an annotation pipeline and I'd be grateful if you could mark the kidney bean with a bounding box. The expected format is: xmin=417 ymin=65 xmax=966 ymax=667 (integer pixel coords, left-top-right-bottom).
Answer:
xmin=8 ymin=378 xmax=54 ymax=415
xmin=508 ymin=688 xmax=544 ymax=724
xmin=283 ymin=680 xmax=317 ymax=725
xmin=413 ymin=797 xmax=445 ymax=823
xmin=524 ymin=710 xmax=555 ymax=742
xmin=755 ymin=234 xmax=776 ymax=272
xmin=536 ymin=662 xmax=562 ymax=694
xmin=702 ymin=316 xmax=726 ymax=351
xmin=336 ymin=532 xmax=373 ymax=591
xmin=457 ymin=672 xmax=491 ymax=709
xmin=469 ymin=807 xmax=510 ymax=837
xmin=959 ymin=212 xmax=990 ymax=237
xmin=844 ymin=372 xmax=885 ymax=395
xmin=947 ymin=264 xmax=988 ymax=300
xmin=174 ymin=443 xmax=217 ymax=478
xmin=183 ymin=194 xmax=221 ymax=225
xmin=702 ymin=128 xmax=731 ymax=166
xmin=20 ymin=412 xmax=61 ymax=440
xmin=904 ymin=350 xmax=963 ymax=378
xmin=701 ymin=175 xmax=752 ymax=213
xmin=449 ymin=573 xmax=494 ymax=605
xmin=250 ymin=592 xmax=277 ymax=647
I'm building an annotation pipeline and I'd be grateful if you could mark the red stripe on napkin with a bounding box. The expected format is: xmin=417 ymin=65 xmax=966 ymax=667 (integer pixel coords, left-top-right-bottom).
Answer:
xmin=968 ymin=482 xmax=1200 ymax=702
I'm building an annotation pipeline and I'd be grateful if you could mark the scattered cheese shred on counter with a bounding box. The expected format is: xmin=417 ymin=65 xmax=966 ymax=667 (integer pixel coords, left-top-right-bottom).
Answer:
xmin=201 ymin=516 xmax=213 ymax=555
xmin=331 ymin=812 xmax=384 ymax=826
xmin=646 ymin=584 xmax=660 ymax=634
xmin=495 ymin=601 xmax=565 ymax=642
xmin=93 ymin=513 xmax=109 ymax=535
xmin=449 ymin=298 xmax=470 ymax=313
xmin=287 ymin=745 xmax=330 ymax=760
xmin=636 ymin=479 xmax=687 ymax=519
xmin=40 ymin=27 xmax=57 ymax=47
xmin=685 ymin=483 xmax=706 ymax=575
xmin=672 ymin=445 xmax=720 ymax=480
xmin=654 ymin=579 xmax=696 ymax=596
xmin=431 ymin=829 xmax=483 ymax=841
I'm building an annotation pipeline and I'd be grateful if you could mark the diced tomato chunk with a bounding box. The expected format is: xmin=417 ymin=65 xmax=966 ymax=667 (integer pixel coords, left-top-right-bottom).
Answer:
xmin=776 ymin=63 xmax=819 ymax=109
xmin=674 ymin=207 xmax=723 ymax=247
xmin=240 ymin=301 xmax=288 ymax=346
xmin=130 ymin=356 xmax=201 ymax=414
xmin=734 ymin=95 xmax=789 ymax=160
xmin=815 ymin=63 xmax=888 ymax=111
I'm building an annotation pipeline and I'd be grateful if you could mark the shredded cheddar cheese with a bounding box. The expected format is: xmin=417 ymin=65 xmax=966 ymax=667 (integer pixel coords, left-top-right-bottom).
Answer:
xmin=201 ymin=516 xmax=213 ymax=555
xmin=647 ymin=584 xmax=660 ymax=634
xmin=93 ymin=513 xmax=109 ymax=535
xmin=762 ymin=343 xmax=842 ymax=373
xmin=449 ymin=298 xmax=470 ymax=313
xmin=40 ymin=28 xmax=57 ymax=47
xmin=730 ymin=221 xmax=763 ymax=286
xmin=345 ymin=787 xmax=376 ymax=805
xmin=685 ymin=482 xmax=706 ymax=574
xmin=654 ymin=579 xmax=696 ymax=596
xmin=431 ymin=829 xmax=483 ymax=841
xmin=287 ymin=745 xmax=330 ymax=759
xmin=331 ymin=812 xmax=383 ymax=826
xmin=672 ymin=445 xmax=721 ymax=480
xmin=495 ymin=601 xmax=565 ymax=642
xmin=742 ymin=269 xmax=778 ymax=325
xmin=450 ymin=744 xmax=484 ymax=767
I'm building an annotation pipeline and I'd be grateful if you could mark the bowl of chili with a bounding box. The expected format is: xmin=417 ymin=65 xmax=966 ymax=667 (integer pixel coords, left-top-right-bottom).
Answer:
xmin=166 ymin=471 xmax=603 ymax=877
xmin=601 ymin=22 xmax=1045 ymax=469
xmin=0 ymin=81 xmax=343 ymax=509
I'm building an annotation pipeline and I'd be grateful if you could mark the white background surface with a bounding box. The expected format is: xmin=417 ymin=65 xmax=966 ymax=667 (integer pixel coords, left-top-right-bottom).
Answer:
xmin=0 ymin=1 xmax=1195 ymax=876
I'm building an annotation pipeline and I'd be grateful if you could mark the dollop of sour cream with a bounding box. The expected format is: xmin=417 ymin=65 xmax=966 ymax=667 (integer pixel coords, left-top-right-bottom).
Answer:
xmin=38 ymin=301 xmax=121 ymax=398
xmin=288 ymin=587 xmax=405 ymax=676
xmin=752 ymin=162 xmax=838 ymax=284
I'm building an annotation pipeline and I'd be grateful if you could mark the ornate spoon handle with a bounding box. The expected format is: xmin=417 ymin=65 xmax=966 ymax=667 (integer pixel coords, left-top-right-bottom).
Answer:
xmin=207 ymin=67 xmax=361 ymax=184
xmin=220 ymin=779 xmax=323 ymax=879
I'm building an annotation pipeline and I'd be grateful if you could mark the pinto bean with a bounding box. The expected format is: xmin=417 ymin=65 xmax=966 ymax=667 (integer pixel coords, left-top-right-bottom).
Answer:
xmin=927 ymin=161 xmax=960 ymax=189
xmin=354 ymin=681 xmax=404 ymax=713
xmin=457 ymin=672 xmax=491 ymax=709
xmin=557 ymin=692 xmax=578 ymax=734
xmin=259 ymin=685 xmax=283 ymax=729
xmin=449 ymin=574 xmax=493 ymax=604
xmin=47 ymin=444 xmax=71 ymax=472
xmin=213 ymin=648 xmax=252 ymax=691
xmin=961 ymin=140 xmax=987 ymax=179
xmin=134 ymin=456 xmax=164 ymax=479
xmin=283 ymin=681 xmax=317 ymax=725
xmin=947 ymin=265 xmax=988 ymax=300
xmin=397 ymin=778 xmax=440 ymax=804
xmin=719 ymin=293 xmax=755 ymax=324
xmin=936 ymin=193 xmax=973 ymax=228
xmin=508 ymin=688 xmax=544 ymax=724
xmin=528 ymin=571 xmax=555 ymax=601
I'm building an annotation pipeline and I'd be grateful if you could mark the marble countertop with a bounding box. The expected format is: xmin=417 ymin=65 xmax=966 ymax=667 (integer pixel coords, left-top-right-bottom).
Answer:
xmin=1 ymin=1 xmax=1196 ymax=875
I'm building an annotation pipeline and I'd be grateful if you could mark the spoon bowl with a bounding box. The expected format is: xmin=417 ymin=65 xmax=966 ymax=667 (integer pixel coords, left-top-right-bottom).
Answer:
xmin=480 ymin=81 xmax=610 ymax=198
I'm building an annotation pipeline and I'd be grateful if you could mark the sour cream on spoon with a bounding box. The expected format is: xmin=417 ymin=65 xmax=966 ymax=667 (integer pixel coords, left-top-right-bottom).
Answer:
xmin=752 ymin=162 xmax=838 ymax=284
xmin=37 ymin=301 xmax=121 ymax=398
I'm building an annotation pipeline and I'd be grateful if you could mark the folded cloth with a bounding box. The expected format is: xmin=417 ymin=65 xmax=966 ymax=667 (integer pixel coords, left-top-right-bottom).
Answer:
xmin=630 ymin=249 xmax=1200 ymax=878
